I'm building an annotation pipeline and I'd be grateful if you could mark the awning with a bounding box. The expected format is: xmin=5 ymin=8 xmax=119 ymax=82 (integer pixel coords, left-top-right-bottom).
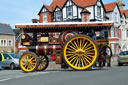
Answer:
xmin=15 ymin=21 xmax=113 ymax=32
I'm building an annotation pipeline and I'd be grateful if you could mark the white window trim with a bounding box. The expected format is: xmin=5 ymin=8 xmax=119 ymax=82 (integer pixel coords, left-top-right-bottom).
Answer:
xmin=4 ymin=40 xmax=7 ymax=47
xmin=111 ymin=27 xmax=114 ymax=38
xmin=67 ymin=6 xmax=72 ymax=18
xmin=97 ymin=6 xmax=101 ymax=18
xmin=56 ymin=11 xmax=62 ymax=21
xmin=0 ymin=39 xmax=7 ymax=47
xmin=43 ymin=12 xmax=47 ymax=23
xmin=8 ymin=40 xmax=13 ymax=47
xmin=115 ymin=27 xmax=118 ymax=37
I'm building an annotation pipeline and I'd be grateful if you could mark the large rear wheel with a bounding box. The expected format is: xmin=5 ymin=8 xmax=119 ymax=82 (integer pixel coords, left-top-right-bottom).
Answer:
xmin=20 ymin=51 xmax=39 ymax=72
xmin=63 ymin=35 xmax=99 ymax=70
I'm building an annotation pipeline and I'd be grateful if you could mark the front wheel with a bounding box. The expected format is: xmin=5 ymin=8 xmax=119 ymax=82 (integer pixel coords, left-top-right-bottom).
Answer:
xmin=63 ymin=35 xmax=99 ymax=70
xmin=19 ymin=51 xmax=39 ymax=72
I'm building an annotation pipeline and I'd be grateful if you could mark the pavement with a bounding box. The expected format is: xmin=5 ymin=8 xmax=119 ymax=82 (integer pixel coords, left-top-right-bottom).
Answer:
xmin=47 ymin=56 xmax=118 ymax=70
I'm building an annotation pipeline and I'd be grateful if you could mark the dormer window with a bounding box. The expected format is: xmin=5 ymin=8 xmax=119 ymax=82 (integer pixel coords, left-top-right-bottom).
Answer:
xmin=56 ymin=11 xmax=62 ymax=21
xmin=43 ymin=13 xmax=47 ymax=22
xmin=97 ymin=6 xmax=101 ymax=18
xmin=67 ymin=6 xmax=72 ymax=18
xmin=115 ymin=12 xmax=118 ymax=23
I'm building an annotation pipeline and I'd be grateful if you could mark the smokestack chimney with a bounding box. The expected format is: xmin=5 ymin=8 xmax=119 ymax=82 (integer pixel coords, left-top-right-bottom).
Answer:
xmin=32 ymin=19 xmax=39 ymax=23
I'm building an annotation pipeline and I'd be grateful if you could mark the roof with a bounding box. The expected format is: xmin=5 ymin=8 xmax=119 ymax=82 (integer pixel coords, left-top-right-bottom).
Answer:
xmin=38 ymin=0 xmax=97 ymax=15
xmin=104 ymin=2 xmax=117 ymax=12
xmin=15 ymin=21 xmax=113 ymax=29
xmin=0 ymin=23 xmax=15 ymax=35
xmin=72 ymin=0 xmax=97 ymax=8
xmin=121 ymin=9 xmax=128 ymax=17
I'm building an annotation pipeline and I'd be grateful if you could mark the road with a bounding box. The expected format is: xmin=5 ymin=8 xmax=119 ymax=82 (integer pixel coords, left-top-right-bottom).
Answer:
xmin=0 ymin=64 xmax=128 ymax=85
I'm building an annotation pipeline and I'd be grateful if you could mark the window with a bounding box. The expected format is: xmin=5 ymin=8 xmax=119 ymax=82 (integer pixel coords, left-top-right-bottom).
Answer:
xmin=3 ymin=54 xmax=11 ymax=59
xmin=1 ymin=40 xmax=4 ymax=46
xmin=97 ymin=6 xmax=101 ymax=18
xmin=112 ymin=44 xmax=115 ymax=54
xmin=67 ymin=6 xmax=72 ymax=18
xmin=115 ymin=27 xmax=118 ymax=37
xmin=43 ymin=13 xmax=47 ymax=22
xmin=8 ymin=40 xmax=12 ymax=47
xmin=116 ymin=44 xmax=118 ymax=54
xmin=56 ymin=11 xmax=62 ymax=21
xmin=4 ymin=40 xmax=7 ymax=46
xmin=127 ymin=30 xmax=128 ymax=37
xmin=111 ymin=27 xmax=114 ymax=37
xmin=115 ymin=12 xmax=118 ymax=22
xmin=0 ymin=40 xmax=7 ymax=47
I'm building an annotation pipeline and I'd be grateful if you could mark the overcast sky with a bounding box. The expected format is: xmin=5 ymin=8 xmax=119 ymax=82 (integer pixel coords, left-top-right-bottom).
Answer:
xmin=0 ymin=0 xmax=128 ymax=28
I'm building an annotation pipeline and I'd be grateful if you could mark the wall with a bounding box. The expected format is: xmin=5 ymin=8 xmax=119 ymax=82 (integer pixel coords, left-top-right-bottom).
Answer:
xmin=0 ymin=34 xmax=15 ymax=53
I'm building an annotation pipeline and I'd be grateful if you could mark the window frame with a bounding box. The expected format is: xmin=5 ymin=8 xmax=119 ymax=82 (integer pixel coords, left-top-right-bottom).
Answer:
xmin=97 ymin=6 xmax=101 ymax=18
xmin=115 ymin=12 xmax=118 ymax=23
xmin=8 ymin=40 xmax=12 ymax=47
xmin=43 ymin=12 xmax=47 ymax=22
xmin=111 ymin=44 xmax=115 ymax=54
xmin=55 ymin=11 xmax=62 ymax=21
xmin=67 ymin=6 xmax=73 ymax=18
xmin=111 ymin=27 xmax=114 ymax=38
xmin=115 ymin=27 xmax=118 ymax=37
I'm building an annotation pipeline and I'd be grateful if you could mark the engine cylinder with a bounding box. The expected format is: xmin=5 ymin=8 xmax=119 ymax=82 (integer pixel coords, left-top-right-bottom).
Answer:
xmin=36 ymin=44 xmax=61 ymax=55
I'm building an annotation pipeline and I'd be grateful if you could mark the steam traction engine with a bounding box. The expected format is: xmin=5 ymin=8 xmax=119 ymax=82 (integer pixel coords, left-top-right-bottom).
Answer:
xmin=15 ymin=22 xmax=113 ymax=72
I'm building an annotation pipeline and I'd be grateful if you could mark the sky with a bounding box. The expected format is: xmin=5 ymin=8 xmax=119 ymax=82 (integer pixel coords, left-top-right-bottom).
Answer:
xmin=0 ymin=0 xmax=128 ymax=28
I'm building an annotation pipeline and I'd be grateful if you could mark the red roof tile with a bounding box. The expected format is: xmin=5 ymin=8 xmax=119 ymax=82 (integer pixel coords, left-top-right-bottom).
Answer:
xmin=121 ymin=9 xmax=128 ymax=17
xmin=104 ymin=2 xmax=117 ymax=12
xmin=42 ymin=0 xmax=97 ymax=12
xmin=44 ymin=5 xmax=52 ymax=12
xmin=72 ymin=0 xmax=97 ymax=8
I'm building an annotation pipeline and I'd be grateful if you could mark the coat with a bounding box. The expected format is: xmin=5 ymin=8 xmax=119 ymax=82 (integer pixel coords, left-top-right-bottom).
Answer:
xmin=0 ymin=53 xmax=4 ymax=62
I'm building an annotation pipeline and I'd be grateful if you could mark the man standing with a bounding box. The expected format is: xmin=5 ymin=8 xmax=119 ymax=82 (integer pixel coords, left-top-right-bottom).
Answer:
xmin=0 ymin=53 xmax=4 ymax=70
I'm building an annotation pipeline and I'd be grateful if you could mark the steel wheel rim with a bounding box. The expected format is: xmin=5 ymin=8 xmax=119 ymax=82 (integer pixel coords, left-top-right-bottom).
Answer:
xmin=37 ymin=56 xmax=47 ymax=71
xmin=64 ymin=36 xmax=97 ymax=70
xmin=20 ymin=53 xmax=38 ymax=72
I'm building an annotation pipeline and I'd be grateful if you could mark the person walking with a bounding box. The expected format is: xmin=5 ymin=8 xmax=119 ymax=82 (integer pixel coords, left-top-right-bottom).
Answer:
xmin=0 ymin=53 xmax=4 ymax=70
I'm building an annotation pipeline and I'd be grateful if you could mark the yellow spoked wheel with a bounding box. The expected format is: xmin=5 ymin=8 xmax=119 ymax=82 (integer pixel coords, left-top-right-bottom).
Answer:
xmin=20 ymin=51 xmax=39 ymax=72
xmin=63 ymin=35 xmax=98 ymax=70
xmin=37 ymin=56 xmax=49 ymax=71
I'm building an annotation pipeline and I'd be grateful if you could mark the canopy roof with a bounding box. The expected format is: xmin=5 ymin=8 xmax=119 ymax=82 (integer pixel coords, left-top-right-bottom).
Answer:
xmin=15 ymin=21 xmax=113 ymax=32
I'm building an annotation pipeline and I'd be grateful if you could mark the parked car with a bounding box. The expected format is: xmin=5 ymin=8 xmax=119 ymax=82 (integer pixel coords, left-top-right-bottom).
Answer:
xmin=118 ymin=51 xmax=128 ymax=66
xmin=2 ymin=53 xmax=21 ymax=70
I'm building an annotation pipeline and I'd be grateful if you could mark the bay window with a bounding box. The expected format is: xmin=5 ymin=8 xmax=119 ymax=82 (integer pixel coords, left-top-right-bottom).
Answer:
xmin=43 ymin=13 xmax=47 ymax=22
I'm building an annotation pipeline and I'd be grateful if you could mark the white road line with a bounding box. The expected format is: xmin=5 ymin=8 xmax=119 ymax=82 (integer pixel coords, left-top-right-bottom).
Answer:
xmin=0 ymin=71 xmax=59 ymax=82
xmin=0 ymin=78 xmax=11 ymax=82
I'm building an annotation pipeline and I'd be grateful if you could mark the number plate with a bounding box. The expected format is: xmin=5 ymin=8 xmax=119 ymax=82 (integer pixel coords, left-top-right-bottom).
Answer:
xmin=122 ymin=59 xmax=128 ymax=61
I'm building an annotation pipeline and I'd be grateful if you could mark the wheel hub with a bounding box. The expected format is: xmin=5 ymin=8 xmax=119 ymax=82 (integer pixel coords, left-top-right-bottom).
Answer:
xmin=76 ymin=49 xmax=85 ymax=56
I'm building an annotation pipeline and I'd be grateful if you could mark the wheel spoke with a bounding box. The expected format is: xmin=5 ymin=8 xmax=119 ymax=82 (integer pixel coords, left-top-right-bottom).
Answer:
xmin=72 ymin=56 xmax=78 ymax=65
xmin=77 ymin=39 xmax=80 ymax=49
xmin=79 ymin=39 xmax=81 ymax=49
xmin=74 ymin=41 xmax=79 ymax=49
xmin=70 ymin=42 xmax=77 ymax=49
xmin=82 ymin=41 xmax=88 ymax=50
xmin=64 ymin=36 xmax=97 ymax=70
xmin=66 ymin=47 xmax=75 ymax=52
xmin=69 ymin=45 xmax=77 ymax=51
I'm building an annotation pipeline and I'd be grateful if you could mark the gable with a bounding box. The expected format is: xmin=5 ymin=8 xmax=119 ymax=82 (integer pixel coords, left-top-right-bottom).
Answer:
xmin=113 ymin=5 xmax=121 ymax=17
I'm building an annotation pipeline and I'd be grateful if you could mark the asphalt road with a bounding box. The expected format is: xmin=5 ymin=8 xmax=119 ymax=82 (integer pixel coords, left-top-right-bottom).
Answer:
xmin=0 ymin=65 xmax=128 ymax=85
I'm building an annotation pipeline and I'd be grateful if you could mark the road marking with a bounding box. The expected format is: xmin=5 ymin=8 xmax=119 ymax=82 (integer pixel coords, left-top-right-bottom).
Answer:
xmin=0 ymin=78 xmax=11 ymax=82
xmin=0 ymin=71 xmax=59 ymax=82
